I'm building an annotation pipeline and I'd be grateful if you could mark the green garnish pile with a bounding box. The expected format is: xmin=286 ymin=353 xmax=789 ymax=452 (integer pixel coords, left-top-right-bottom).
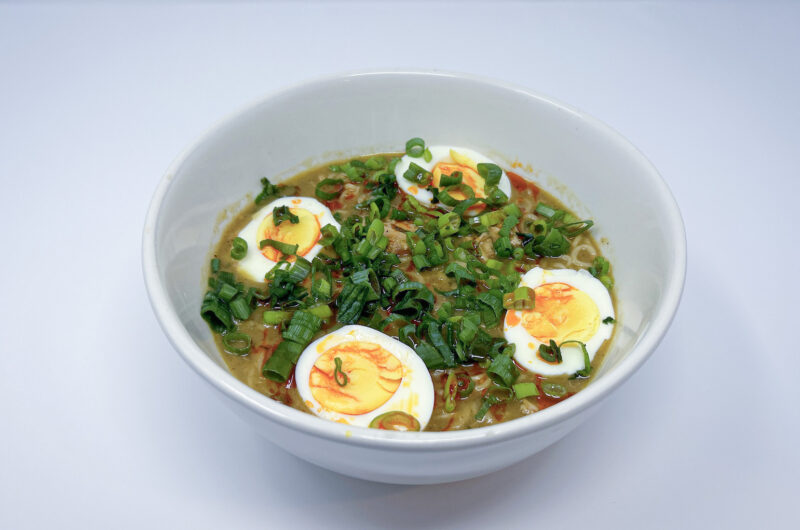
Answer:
xmin=201 ymin=137 xmax=615 ymax=422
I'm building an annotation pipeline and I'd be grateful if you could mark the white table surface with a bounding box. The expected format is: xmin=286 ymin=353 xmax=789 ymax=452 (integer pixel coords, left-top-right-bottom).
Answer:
xmin=1 ymin=2 xmax=797 ymax=528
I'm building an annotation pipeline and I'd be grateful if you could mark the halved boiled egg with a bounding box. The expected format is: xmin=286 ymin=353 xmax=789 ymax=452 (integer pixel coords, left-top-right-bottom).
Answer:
xmin=504 ymin=267 xmax=615 ymax=376
xmin=236 ymin=196 xmax=339 ymax=282
xmin=393 ymin=146 xmax=512 ymax=208
xmin=295 ymin=325 xmax=434 ymax=430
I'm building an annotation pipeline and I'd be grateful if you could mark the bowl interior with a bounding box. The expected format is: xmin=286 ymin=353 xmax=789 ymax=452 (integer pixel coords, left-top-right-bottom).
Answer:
xmin=148 ymin=71 xmax=684 ymax=438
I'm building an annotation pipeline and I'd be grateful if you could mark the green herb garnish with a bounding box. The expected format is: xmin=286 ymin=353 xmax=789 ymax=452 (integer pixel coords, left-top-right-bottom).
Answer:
xmin=273 ymin=205 xmax=299 ymax=225
xmin=333 ymin=356 xmax=349 ymax=387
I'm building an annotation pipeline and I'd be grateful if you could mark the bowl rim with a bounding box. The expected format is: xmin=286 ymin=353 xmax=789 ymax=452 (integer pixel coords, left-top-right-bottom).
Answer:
xmin=142 ymin=69 xmax=686 ymax=451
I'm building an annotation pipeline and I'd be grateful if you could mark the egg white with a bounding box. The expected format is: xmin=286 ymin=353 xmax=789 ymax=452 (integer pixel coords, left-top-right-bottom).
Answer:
xmin=393 ymin=145 xmax=512 ymax=208
xmin=295 ymin=325 xmax=435 ymax=429
xmin=235 ymin=196 xmax=339 ymax=282
xmin=505 ymin=267 xmax=615 ymax=376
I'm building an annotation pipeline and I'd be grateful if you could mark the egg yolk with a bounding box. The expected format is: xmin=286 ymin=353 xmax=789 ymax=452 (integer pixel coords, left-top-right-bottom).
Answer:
xmin=309 ymin=341 xmax=403 ymax=415
xmin=257 ymin=207 xmax=321 ymax=262
xmin=521 ymin=282 xmax=600 ymax=353
xmin=432 ymin=163 xmax=486 ymax=200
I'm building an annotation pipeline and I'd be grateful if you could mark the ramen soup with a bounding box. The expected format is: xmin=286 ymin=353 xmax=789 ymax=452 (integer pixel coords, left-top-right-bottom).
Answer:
xmin=201 ymin=138 xmax=616 ymax=432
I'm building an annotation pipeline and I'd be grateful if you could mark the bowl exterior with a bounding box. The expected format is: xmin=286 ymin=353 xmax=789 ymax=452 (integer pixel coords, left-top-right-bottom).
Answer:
xmin=143 ymin=70 xmax=686 ymax=484
xmin=218 ymin=384 xmax=602 ymax=484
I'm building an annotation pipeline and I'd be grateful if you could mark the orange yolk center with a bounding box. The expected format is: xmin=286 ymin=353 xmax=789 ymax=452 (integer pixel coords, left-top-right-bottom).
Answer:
xmin=257 ymin=207 xmax=321 ymax=262
xmin=309 ymin=341 xmax=403 ymax=415
xmin=432 ymin=163 xmax=486 ymax=200
xmin=521 ymin=282 xmax=600 ymax=354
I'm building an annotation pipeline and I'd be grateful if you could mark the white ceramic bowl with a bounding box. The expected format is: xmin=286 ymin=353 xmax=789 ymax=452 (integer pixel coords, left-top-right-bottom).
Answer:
xmin=142 ymin=71 xmax=686 ymax=484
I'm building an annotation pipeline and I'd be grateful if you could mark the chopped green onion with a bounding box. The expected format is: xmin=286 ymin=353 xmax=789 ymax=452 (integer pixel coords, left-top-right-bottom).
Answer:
xmin=479 ymin=210 xmax=504 ymax=227
xmin=259 ymin=239 xmax=299 ymax=257
xmin=210 ymin=258 xmax=220 ymax=273
xmin=494 ymin=236 xmax=513 ymax=258
xmin=439 ymin=172 xmax=463 ymax=187
xmin=603 ymin=316 xmax=616 ymax=324
xmin=217 ymin=282 xmax=238 ymax=302
xmin=483 ymin=185 xmax=509 ymax=205
xmin=405 ymin=137 xmax=426 ymax=158
xmin=477 ymin=163 xmax=502 ymax=186
xmin=222 ymin=331 xmax=251 ymax=355
xmin=336 ymin=282 xmax=369 ymax=324
xmin=272 ymin=205 xmax=299 ymax=225
xmin=263 ymin=310 xmax=292 ymax=325
xmin=306 ymin=304 xmax=333 ymax=319
xmin=255 ymin=177 xmax=281 ymax=204
xmin=513 ymin=382 xmax=540 ymax=399
xmin=318 ymin=224 xmax=339 ymax=246
xmin=560 ymin=340 xmax=592 ymax=378
xmin=437 ymin=212 xmax=461 ymax=237
xmin=201 ymin=293 xmax=234 ymax=333
xmin=282 ymin=310 xmax=322 ymax=344
xmin=559 ymin=219 xmax=594 ymax=237
xmin=423 ymin=148 xmax=433 ymax=163
xmin=369 ymin=411 xmax=420 ymax=431
xmin=438 ymin=184 xmax=475 ymax=207
xmin=475 ymin=392 xmax=506 ymax=421
xmin=334 ymin=356 xmax=349 ymax=387
xmin=365 ymin=156 xmax=387 ymax=170
xmin=230 ymin=237 xmax=248 ymax=260
xmin=503 ymin=286 xmax=535 ymax=310
xmin=542 ymin=382 xmax=567 ymax=398
xmin=457 ymin=373 xmax=475 ymax=398
xmin=588 ymin=256 xmax=614 ymax=290
xmin=390 ymin=208 xmax=409 ymax=221
xmin=503 ymin=203 xmax=522 ymax=217
xmin=538 ymin=340 xmax=563 ymax=363
xmin=532 ymin=228 xmax=570 ymax=257
xmin=476 ymin=290 xmax=504 ymax=326
xmin=228 ymin=295 xmax=252 ymax=320
xmin=366 ymin=218 xmax=384 ymax=244
xmin=415 ymin=342 xmax=445 ymax=369
xmin=403 ymin=162 xmax=432 ymax=186
xmin=315 ymin=178 xmax=344 ymax=200
xmin=486 ymin=259 xmax=503 ymax=270
xmin=535 ymin=202 xmax=558 ymax=218
xmin=487 ymin=354 xmax=519 ymax=388
xmin=412 ymin=255 xmax=431 ymax=269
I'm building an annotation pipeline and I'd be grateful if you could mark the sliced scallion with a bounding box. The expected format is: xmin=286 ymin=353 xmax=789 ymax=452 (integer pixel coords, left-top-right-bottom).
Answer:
xmin=542 ymin=382 xmax=567 ymax=398
xmin=405 ymin=137 xmax=426 ymax=158
xmin=315 ymin=178 xmax=344 ymax=200
xmin=513 ymin=382 xmax=540 ymax=399
xmin=222 ymin=331 xmax=251 ymax=355
xmin=403 ymin=162 xmax=432 ymax=186
xmin=230 ymin=237 xmax=248 ymax=260
xmin=263 ymin=310 xmax=292 ymax=325
xmin=259 ymin=239 xmax=299 ymax=257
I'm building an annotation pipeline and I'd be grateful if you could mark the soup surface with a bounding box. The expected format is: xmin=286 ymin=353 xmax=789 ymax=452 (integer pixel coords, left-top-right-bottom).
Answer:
xmin=201 ymin=140 xmax=616 ymax=431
